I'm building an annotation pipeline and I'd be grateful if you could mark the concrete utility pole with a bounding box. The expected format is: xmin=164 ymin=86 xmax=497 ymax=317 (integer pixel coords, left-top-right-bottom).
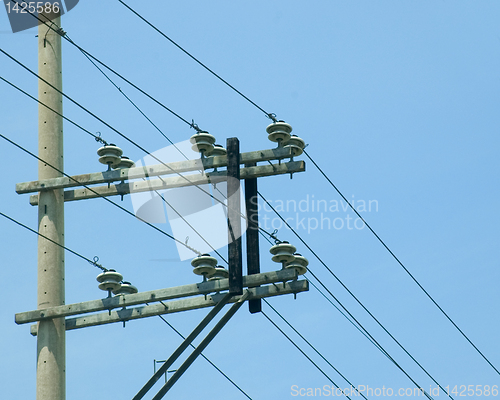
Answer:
xmin=36 ymin=12 xmax=65 ymax=400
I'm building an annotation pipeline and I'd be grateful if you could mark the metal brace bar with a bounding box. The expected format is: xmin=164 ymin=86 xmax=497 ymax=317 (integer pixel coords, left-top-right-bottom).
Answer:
xmin=132 ymin=293 xmax=232 ymax=400
xmin=151 ymin=291 xmax=251 ymax=400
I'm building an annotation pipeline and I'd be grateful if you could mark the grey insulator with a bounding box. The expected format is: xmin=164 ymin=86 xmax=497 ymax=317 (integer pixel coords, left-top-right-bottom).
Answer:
xmin=209 ymin=144 xmax=227 ymax=157
xmin=285 ymin=253 xmax=308 ymax=275
xmin=208 ymin=266 xmax=229 ymax=281
xmin=113 ymin=281 xmax=138 ymax=295
xmin=96 ymin=269 xmax=123 ymax=292
xmin=269 ymin=241 xmax=297 ymax=263
xmin=266 ymin=121 xmax=292 ymax=146
xmin=190 ymin=132 xmax=216 ymax=156
xmin=97 ymin=144 xmax=123 ymax=167
xmin=284 ymin=135 xmax=306 ymax=157
xmin=191 ymin=254 xmax=218 ymax=276
xmin=112 ymin=156 xmax=136 ymax=169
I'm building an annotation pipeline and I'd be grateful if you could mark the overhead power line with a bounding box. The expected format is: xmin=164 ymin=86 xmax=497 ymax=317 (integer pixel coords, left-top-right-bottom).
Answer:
xmin=0 ymin=208 xmax=247 ymax=397
xmin=258 ymin=190 xmax=447 ymax=400
xmin=0 ymin=211 xmax=106 ymax=271
xmin=0 ymin=132 xmax=202 ymax=256
xmin=261 ymin=311 xmax=349 ymax=400
xmin=117 ymin=0 xmax=277 ymax=123
xmin=154 ymin=314 xmax=252 ymax=399
xmin=303 ymin=148 xmax=500 ymax=377
xmin=115 ymin=0 xmax=499 ymax=376
xmin=263 ymin=299 xmax=368 ymax=400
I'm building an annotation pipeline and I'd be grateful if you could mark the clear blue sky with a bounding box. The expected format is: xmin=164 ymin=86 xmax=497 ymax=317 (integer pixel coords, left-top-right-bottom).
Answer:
xmin=1 ymin=1 xmax=499 ymax=399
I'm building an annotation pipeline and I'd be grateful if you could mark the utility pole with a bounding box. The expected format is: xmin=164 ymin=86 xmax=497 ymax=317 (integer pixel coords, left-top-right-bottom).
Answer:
xmin=36 ymin=11 xmax=65 ymax=400
xmin=16 ymin=77 xmax=307 ymax=396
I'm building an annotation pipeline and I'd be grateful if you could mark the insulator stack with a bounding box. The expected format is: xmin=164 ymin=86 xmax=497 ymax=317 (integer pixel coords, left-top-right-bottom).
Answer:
xmin=112 ymin=156 xmax=135 ymax=170
xmin=209 ymin=144 xmax=227 ymax=157
xmin=208 ymin=266 xmax=229 ymax=281
xmin=190 ymin=132 xmax=216 ymax=156
xmin=284 ymin=134 xmax=306 ymax=157
xmin=285 ymin=253 xmax=308 ymax=275
xmin=97 ymin=144 xmax=123 ymax=170
xmin=269 ymin=241 xmax=297 ymax=263
xmin=113 ymin=281 xmax=138 ymax=296
xmin=96 ymin=269 xmax=123 ymax=293
xmin=191 ymin=254 xmax=218 ymax=278
xmin=266 ymin=121 xmax=292 ymax=146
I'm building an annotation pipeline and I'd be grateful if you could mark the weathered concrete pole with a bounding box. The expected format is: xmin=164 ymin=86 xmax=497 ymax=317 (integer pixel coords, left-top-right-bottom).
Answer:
xmin=37 ymin=12 xmax=65 ymax=400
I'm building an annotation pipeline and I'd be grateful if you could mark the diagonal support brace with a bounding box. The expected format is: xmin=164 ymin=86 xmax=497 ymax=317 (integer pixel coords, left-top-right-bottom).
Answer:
xmin=132 ymin=293 xmax=232 ymax=400
xmin=151 ymin=291 xmax=250 ymax=400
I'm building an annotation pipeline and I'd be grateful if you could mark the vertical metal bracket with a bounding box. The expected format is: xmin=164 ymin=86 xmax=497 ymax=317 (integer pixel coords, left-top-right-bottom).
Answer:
xmin=227 ymin=137 xmax=243 ymax=295
xmin=245 ymin=162 xmax=261 ymax=313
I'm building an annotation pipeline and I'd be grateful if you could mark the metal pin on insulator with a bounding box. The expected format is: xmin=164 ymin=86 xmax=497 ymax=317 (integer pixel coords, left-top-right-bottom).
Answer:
xmin=266 ymin=121 xmax=292 ymax=147
xmin=269 ymin=241 xmax=296 ymax=263
xmin=190 ymin=132 xmax=216 ymax=157
xmin=285 ymin=253 xmax=308 ymax=275
xmin=97 ymin=144 xmax=123 ymax=170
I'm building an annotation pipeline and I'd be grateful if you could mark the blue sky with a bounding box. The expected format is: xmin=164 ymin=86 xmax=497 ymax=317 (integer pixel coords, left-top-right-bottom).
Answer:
xmin=1 ymin=1 xmax=499 ymax=399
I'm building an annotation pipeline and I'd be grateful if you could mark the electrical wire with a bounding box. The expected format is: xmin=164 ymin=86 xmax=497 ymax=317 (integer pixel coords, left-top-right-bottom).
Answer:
xmin=65 ymin=32 xmax=189 ymax=159
xmin=261 ymin=310 xmax=350 ymax=400
xmin=263 ymin=299 xmax=368 ymax=400
xmin=304 ymin=276 xmax=384 ymax=353
xmin=0 ymin=51 xmax=268 ymax=251
xmin=257 ymin=191 xmax=446 ymax=400
xmin=303 ymin=148 xmax=500 ymax=376
xmin=117 ymin=0 xmax=277 ymax=123
xmin=7 ymin=1 xmax=202 ymax=131
xmin=0 ymin=211 xmax=106 ymax=271
xmin=110 ymin=1 xmax=498 ymax=376
xmin=0 ymin=132 xmax=202 ymax=256
xmin=154 ymin=314 xmax=252 ymax=399
xmin=0 ymin=76 xmax=106 ymax=144
xmin=0 ymin=72 xmax=265 ymax=268
xmin=0 ymin=203 xmax=246 ymax=398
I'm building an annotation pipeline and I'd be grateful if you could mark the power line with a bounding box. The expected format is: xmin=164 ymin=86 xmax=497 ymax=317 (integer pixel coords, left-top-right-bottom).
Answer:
xmin=65 ymin=33 xmax=189 ymax=159
xmin=257 ymin=190 xmax=445 ymax=400
xmin=303 ymin=148 xmax=500 ymax=377
xmin=263 ymin=299 xmax=368 ymax=400
xmin=304 ymin=276 xmax=384 ymax=353
xmin=0 ymin=211 xmax=106 ymax=271
xmin=0 ymin=50 xmax=264 ymax=246
xmin=261 ymin=311 xmax=350 ymax=399
xmin=0 ymin=132 xmax=202 ymax=256
xmin=111 ymin=1 xmax=498 ymax=375
xmin=2 ymin=46 xmax=446 ymax=396
xmin=6 ymin=0 xmax=201 ymax=132
xmin=153 ymin=314 xmax=252 ymax=399
xmin=117 ymin=0 xmax=277 ymax=123
xmin=1 ymin=201 xmax=246 ymax=397
xmin=1 ymin=73 xmax=233 ymax=264
xmin=0 ymin=76 xmax=107 ymax=144
xmin=1 ymin=70 xmax=273 ymax=267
